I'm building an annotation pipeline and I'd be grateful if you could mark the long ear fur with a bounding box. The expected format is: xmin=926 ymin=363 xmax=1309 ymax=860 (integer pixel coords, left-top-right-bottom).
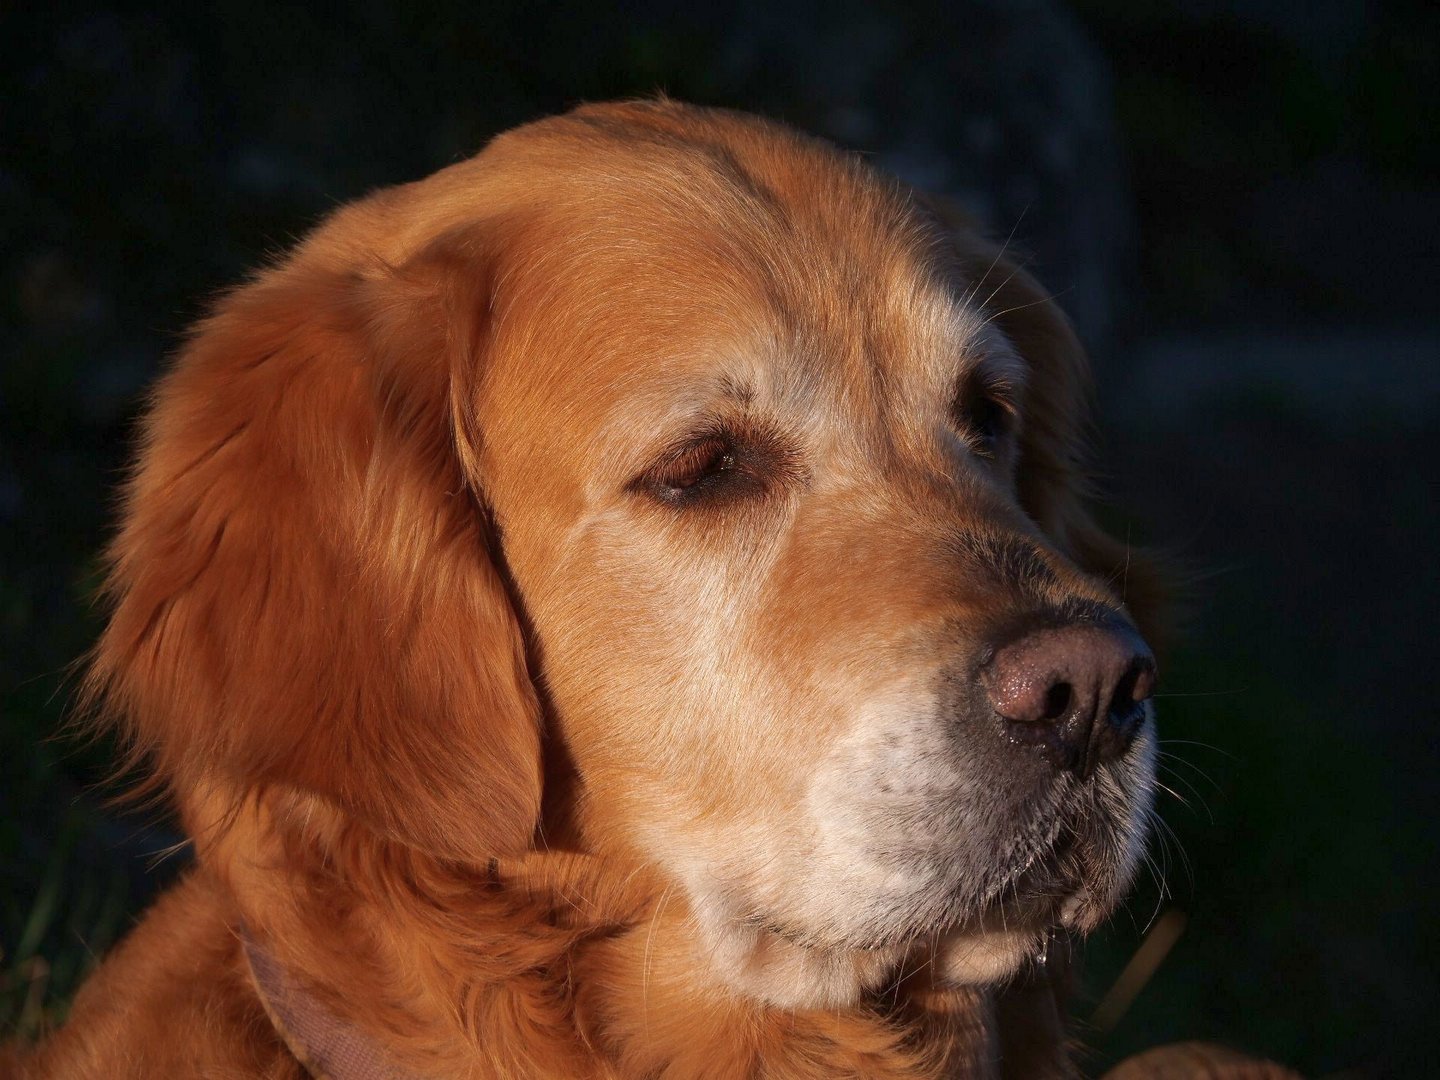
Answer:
xmin=927 ymin=198 xmax=1168 ymax=646
xmin=87 ymin=228 xmax=543 ymax=861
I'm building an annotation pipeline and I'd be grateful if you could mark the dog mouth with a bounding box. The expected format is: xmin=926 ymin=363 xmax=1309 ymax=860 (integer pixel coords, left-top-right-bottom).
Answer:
xmin=769 ymin=814 xmax=1115 ymax=953
xmin=984 ymin=780 xmax=1152 ymax=939
xmin=730 ymin=723 xmax=1155 ymax=960
xmin=975 ymin=715 xmax=1159 ymax=937
xmin=954 ymin=821 xmax=1082 ymax=931
xmin=935 ymin=776 xmax=1144 ymax=946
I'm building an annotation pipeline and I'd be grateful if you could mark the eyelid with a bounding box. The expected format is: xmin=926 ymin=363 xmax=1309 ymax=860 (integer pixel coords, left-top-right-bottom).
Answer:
xmin=650 ymin=435 xmax=733 ymax=490
xmin=974 ymin=376 xmax=1017 ymax=408
xmin=630 ymin=422 xmax=805 ymax=506
xmin=627 ymin=425 xmax=740 ymax=504
xmin=955 ymin=375 xmax=1018 ymax=422
xmin=950 ymin=370 xmax=1022 ymax=466
xmin=957 ymin=327 xmax=1027 ymax=416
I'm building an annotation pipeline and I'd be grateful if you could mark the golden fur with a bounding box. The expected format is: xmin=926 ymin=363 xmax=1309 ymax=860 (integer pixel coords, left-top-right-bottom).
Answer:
xmin=10 ymin=100 xmax=1175 ymax=1079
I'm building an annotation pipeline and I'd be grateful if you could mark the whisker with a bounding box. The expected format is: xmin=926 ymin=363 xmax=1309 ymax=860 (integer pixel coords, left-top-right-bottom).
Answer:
xmin=1156 ymin=750 xmax=1222 ymax=791
xmin=978 ymin=257 xmax=1031 ymax=313
xmin=977 ymin=287 xmax=1076 ymax=327
xmin=960 ymin=206 xmax=1030 ymax=310
xmin=1149 ymin=811 xmax=1194 ymax=887
xmin=1151 ymin=778 xmax=1193 ymax=812
xmin=1139 ymin=850 xmax=1167 ymax=934
xmin=1148 ymin=821 xmax=1172 ymax=896
xmin=1152 ymin=689 xmax=1247 ymax=700
xmin=1159 ymin=738 xmax=1237 ymax=759
xmin=1157 ymin=763 xmax=1217 ymax=822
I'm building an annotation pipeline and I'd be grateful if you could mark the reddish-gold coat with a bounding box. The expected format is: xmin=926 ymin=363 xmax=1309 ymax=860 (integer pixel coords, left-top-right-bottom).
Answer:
xmin=8 ymin=100 xmax=1194 ymax=1079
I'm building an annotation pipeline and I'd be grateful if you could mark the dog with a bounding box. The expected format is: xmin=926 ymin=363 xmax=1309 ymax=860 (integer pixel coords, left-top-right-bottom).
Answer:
xmin=11 ymin=99 xmax=1175 ymax=1078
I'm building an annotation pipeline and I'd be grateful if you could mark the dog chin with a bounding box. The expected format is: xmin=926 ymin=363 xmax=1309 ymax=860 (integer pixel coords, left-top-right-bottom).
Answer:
xmin=687 ymin=856 xmax=1146 ymax=1008
xmin=686 ymin=880 xmax=1061 ymax=1010
xmin=681 ymin=736 xmax=1155 ymax=1009
xmin=692 ymin=912 xmax=1065 ymax=1009
xmin=933 ymin=926 xmax=1051 ymax=986
xmin=692 ymin=910 xmax=910 ymax=1010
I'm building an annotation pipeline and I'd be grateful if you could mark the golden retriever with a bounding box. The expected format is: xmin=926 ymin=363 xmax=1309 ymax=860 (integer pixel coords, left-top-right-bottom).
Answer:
xmin=11 ymin=99 xmax=1180 ymax=1079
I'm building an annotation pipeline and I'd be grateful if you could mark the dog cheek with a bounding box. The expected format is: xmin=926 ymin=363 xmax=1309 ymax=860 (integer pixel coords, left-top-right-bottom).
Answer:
xmin=790 ymin=691 xmax=1002 ymax=933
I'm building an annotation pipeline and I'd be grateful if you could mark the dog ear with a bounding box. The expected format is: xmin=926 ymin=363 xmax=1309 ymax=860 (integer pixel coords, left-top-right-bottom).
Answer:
xmin=928 ymin=201 xmax=1168 ymax=646
xmin=88 ymin=225 xmax=543 ymax=861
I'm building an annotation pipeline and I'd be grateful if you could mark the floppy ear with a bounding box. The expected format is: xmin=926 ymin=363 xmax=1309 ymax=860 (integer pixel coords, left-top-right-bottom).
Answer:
xmin=88 ymin=227 xmax=543 ymax=862
xmin=931 ymin=201 xmax=1168 ymax=646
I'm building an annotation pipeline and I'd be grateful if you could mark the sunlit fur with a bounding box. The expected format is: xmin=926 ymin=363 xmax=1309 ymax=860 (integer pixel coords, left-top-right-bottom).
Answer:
xmin=13 ymin=100 xmax=1166 ymax=1079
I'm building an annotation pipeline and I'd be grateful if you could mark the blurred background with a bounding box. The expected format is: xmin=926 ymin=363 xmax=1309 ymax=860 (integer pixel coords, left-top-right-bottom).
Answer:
xmin=2 ymin=1 xmax=1436 ymax=1075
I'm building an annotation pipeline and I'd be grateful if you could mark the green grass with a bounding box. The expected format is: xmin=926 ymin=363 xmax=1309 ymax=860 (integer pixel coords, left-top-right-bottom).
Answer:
xmin=0 ymin=791 xmax=131 ymax=1040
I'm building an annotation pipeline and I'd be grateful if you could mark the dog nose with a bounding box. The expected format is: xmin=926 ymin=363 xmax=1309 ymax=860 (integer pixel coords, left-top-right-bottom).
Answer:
xmin=982 ymin=620 xmax=1156 ymax=775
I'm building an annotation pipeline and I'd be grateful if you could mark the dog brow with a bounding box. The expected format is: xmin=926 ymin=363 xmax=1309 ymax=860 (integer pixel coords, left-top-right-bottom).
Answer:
xmin=717 ymin=374 xmax=756 ymax=406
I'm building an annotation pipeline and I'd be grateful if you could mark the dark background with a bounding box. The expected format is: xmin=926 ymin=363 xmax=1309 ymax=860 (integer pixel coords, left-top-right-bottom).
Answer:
xmin=2 ymin=2 xmax=1436 ymax=1075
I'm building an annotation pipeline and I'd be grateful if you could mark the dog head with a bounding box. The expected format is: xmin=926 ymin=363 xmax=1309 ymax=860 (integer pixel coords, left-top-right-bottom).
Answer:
xmin=92 ymin=100 xmax=1162 ymax=1009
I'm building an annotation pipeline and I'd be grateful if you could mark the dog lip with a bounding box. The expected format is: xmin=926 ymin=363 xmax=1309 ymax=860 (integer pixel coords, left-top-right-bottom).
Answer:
xmin=981 ymin=819 xmax=1090 ymax=919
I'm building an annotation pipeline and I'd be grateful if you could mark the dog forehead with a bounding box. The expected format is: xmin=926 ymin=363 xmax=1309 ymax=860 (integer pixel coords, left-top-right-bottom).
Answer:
xmin=481 ymin=182 xmax=961 ymax=405
xmin=454 ymin=107 xmax=1003 ymax=509
xmin=477 ymin=237 xmax=976 ymax=495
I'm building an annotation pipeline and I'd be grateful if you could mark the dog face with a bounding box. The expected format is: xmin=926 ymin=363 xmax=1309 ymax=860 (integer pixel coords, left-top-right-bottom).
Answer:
xmin=93 ymin=101 xmax=1159 ymax=1011
xmin=473 ymin=107 xmax=1158 ymax=1003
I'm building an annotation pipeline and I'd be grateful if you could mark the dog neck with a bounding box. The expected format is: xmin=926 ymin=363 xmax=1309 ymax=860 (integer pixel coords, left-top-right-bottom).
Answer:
xmin=197 ymin=792 xmax=1051 ymax=1079
xmin=242 ymin=923 xmax=421 ymax=1080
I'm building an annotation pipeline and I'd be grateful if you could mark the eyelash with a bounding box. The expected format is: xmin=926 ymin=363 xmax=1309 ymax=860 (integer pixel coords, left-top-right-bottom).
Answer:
xmin=953 ymin=381 xmax=1015 ymax=456
xmin=636 ymin=427 xmax=802 ymax=508
xmin=650 ymin=436 xmax=735 ymax=496
xmin=635 ymin=386 xmax=1011 ymax=507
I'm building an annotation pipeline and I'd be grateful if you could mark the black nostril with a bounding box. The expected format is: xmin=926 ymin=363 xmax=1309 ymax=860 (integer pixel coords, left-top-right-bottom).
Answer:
xmin=1112 ymin=659 xmax=1158 ymax=713
xmin=1042 ymin=682 xmax=1071 ymax=721
xmin=1109 ymin=668 xmax=1140 ymax=719
xmin=981 ymin=618 xmax=1157 ymax=774
xmin=1105 ymin=659 xmax=1157 ymax=740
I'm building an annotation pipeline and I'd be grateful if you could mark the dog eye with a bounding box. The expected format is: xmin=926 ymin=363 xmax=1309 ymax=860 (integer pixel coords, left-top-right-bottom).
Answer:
xmin=646 ymin=436 xmax=737 ymax=499
xmin=953 ymin=384 xmax=1014 ymax=456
